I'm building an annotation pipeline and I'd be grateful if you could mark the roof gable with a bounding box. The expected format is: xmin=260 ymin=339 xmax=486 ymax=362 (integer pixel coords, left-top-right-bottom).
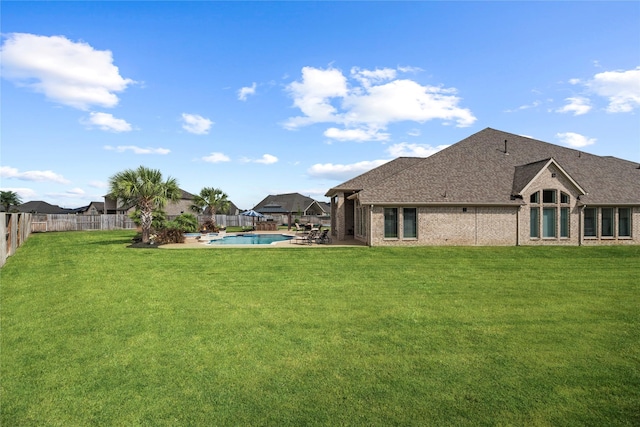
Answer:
xmin=513 ymin=158 xmax=586 ymax=196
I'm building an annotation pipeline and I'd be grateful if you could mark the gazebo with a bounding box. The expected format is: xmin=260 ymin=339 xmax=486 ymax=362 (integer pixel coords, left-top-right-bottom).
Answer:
xmin=256 ymin=203 xmax=292 ymax=230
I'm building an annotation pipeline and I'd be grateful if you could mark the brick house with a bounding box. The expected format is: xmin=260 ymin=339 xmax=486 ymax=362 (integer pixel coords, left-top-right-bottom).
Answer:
xmin=326 ymin=128 xmax=640 ymax=246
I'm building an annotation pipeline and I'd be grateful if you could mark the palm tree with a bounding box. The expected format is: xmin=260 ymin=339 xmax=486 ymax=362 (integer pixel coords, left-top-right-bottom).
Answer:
xmin=108 ymin=166 xmax=180 ymax=243
xmin=191 ymin=187 xmax=230 ymax=224
xmin=1 ymin=191 xmax=22 ymax=212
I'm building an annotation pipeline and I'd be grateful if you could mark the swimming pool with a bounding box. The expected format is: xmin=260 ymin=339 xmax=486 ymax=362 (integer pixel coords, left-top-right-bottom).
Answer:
xmin=207 ymin=234 xmax=293 ymax=245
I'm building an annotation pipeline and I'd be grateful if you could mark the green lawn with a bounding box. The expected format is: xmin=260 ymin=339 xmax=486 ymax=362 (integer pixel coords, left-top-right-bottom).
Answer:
xmin=1 ymin=231 xmax=639 ymax=426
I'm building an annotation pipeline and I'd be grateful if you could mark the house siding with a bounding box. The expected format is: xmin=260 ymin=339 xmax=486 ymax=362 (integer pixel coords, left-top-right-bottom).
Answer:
xmin=369 ymin=206 xmax=517 ymax=246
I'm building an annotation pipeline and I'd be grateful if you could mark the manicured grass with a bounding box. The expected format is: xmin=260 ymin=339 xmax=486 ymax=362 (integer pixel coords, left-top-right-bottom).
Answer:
xmin=1 ymin=231 xmax=639 ymax=426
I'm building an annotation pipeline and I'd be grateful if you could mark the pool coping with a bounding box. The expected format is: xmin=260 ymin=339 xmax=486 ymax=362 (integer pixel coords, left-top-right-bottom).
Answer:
xmin=159 ymin=230 xmax=366 ymax=249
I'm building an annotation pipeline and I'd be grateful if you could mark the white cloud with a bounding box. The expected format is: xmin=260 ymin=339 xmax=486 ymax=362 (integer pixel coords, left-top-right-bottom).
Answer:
xmin=284 ymin=66 xmax=476 ymax=140
xmin=255 ymin=154 xmax=278 ymax=164
xmin=505 ymin=100 xmax=542 ymax=112
xmin=65 ymin=187 xmax=85 ymax=196
xmin=0 ymin=166 xmax=70 ymax=184
xmin=82 ymin=112 xmax=132 ymax=132
xmin=0 ymin=187 xmax=37 ymax=199
xmin=284 ymin=66 xmax=349 ymax=129
xmin=240 ymin=154 xmax=279 ymax=164
xmin=45 ymin=188 xmax=89 ymax=200
xmin=387 ymin=143 xmax=450 ymax=158
xmin=181 ymin=113 xmax=213 ymax=135
xmin=202 ymin=152 xmax=231 ymax=163
xmin=104 ymin=145 xmax=170 ymax=154
xmin=350 ymin=67 xmax=397 ymax=87
xmin=556 ymin=132 xmax=596 ymax=148
xmin=324 ymin=127 xmax=390 ymax=142
xmin=586 ymin=67 xmax=640 ymax=113
xmin=307 ymin=159 xmax=390 ymax=181
xmin=556 ymin=97 xmax=592 ymax=116
xmin=0 ymin=33 xmax=134 ymax=110
xmin=238 ymin=82 xmax=257 ymax=101
xmin=344 ymin=79 xmax=475 ymax=127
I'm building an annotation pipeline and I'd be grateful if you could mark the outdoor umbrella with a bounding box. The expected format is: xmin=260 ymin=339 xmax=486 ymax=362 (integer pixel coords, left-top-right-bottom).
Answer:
xmin=241 ymin=209 xmax=264 ymax=228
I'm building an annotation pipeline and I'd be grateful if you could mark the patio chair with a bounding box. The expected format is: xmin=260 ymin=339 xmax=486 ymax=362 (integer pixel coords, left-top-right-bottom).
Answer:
xmin=294 ymin=223 xmax=306 ymax=235
xmin=315 ymin=229 xmax=331 ymax=244
xmin=292 ymin=229 xmax=319 ymax=245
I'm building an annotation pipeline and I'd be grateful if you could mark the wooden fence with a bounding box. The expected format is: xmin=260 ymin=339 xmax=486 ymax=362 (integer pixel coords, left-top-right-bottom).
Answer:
xmin=26 ymin=213 xmax=329 ymax=234
xmin=28 ymin=214 xmax=264 ymax=233
xmin=1 ymin=213 xmax=32 ymax=268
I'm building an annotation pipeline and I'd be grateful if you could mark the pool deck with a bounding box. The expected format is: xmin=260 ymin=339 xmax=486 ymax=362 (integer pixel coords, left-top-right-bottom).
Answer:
xmin=160 ymin=230 xmax=367 ymax=249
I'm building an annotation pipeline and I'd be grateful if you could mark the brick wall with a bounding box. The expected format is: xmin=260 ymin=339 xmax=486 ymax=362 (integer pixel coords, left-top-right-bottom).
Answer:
xmin=370 ymin=206 xmax=517 ymax=246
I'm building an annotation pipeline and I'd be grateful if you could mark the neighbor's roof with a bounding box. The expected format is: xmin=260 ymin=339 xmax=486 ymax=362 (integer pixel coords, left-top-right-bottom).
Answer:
xmin=330 ymin=128 xmax=640 ymax=206
xmin=17 ymin=201 xmax=74 ymax=214
xmin=253 ymin=192 xmax=327 ymax=214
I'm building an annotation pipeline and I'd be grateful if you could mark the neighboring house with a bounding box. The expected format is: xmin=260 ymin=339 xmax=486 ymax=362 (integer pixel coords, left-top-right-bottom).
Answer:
xmin=104 ymin=189 xmax=197 ymax=215
xmin=73 ymin=201 xmax=105 ymax=215
xmin=16 ymin=201 xmax=74 ymax=214
xmin=326 ymin=128 xmax=640 ymax=246
xmin=252 ymin=193 xmax=330 ymax=223
xmin=104 ymin=189 xmax=240 ymax=217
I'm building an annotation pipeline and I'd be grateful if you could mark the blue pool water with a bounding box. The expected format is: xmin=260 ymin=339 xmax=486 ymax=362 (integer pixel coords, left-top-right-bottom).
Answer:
xmin=207 ymin=234 xmax=293 ymax=245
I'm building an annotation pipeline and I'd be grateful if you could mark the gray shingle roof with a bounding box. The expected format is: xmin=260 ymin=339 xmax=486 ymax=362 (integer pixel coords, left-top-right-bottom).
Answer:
xmin=17 ymin=201 xmax=73 ymax=214
xmin=253 ymin=193 xmax=326 ymax=214
xmin=333 ymin=128 xmax=640 ymax=206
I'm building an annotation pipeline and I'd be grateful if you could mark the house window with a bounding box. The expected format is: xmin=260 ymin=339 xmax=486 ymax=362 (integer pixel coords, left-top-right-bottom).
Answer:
xmin=530 ymin=192 xmax=539 ymax=204
xmin=560 ymin=208 xmax=570 ymax=238
xmin=560 ymin=192 xmax=570 ymax=204
xmin=601 ymin=208 xmax=614 ymax=237
xmin=584 ymin=208 xmax=597 ymax=237
xmin=543 ymin=189 xmax=556 ymax=203
xmin=530 ymin=208 xmax=539 ymax=238
xmin=543 ymin=207 xmax=556 ymax=238
xmin=403 ymin=208 xmax=417 ymax=238
xmin=384 ymin=208 xmax=398 ymax=238
xmin=619 ymin=208 xmax=631 ymax=237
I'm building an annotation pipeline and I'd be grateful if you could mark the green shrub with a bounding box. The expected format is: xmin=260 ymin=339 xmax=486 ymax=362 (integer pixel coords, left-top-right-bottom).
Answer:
xmin=172 ymin=213 xmax=198 ymax=233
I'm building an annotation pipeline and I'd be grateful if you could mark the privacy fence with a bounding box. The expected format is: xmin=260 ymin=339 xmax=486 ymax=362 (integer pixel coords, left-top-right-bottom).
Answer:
xmin=27 ymin=213 xmax=327 ymax=233
xmin=1 ymin=213 xmax=32 ymax=268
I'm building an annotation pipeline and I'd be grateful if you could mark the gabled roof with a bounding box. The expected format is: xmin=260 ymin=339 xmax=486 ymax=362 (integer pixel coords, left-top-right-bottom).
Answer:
xmin=17 ymin=201 xmax=73 ymax=214
xmin=514 ymin=158 xmax=586 ymax=197
xmin=332 ymin=128 xmax=640 ymax=206
xmin=253 ymin=193 xmax=328 ymax=214
xmin=72 ymin=201 xmax=105 ymax=214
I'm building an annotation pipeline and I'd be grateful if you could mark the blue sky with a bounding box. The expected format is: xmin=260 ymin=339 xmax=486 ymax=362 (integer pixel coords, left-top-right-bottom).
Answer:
xmin=2 ymin=1 xmax=639 ymax=210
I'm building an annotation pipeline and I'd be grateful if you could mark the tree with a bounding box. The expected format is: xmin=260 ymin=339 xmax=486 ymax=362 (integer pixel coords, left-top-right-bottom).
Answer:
xmin=108 ymin=166 xmax=181 ymax=243
xmin=0 ymin=191 xmax=22 ymax=212
xmin=190 ymin=187 xmax=230 ymax=224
